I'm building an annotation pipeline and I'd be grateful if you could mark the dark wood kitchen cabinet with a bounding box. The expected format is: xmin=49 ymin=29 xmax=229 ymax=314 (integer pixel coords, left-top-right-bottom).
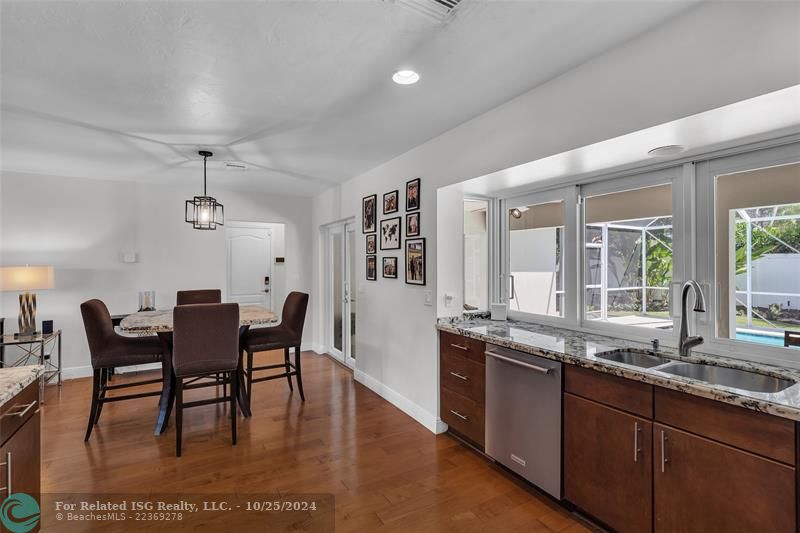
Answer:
xmin=564 ymin=393 xmax=653 ymax=533
xmin=0 ymin=380 xmax=41 ymax=513
xmin=653 ymin=423 xmax=795 ymax=533
xmin=439 ymin=331 xmax=486 ymax=449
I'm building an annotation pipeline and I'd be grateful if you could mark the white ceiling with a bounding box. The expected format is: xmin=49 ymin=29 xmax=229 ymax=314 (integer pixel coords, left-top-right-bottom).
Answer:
xmin=0 ymin=0 xmax=696 ymax=196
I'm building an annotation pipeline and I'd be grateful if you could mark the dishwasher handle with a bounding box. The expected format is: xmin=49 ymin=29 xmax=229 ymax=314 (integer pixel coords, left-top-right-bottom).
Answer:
xmin=485 ymin=350 xmax=552 ymax=375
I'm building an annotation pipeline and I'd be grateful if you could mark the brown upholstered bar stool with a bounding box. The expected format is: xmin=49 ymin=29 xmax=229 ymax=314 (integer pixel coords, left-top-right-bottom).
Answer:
xmin=172 ymin=303 xmax=240 ymax=457
xmin=176 ymin=289 xmax=221 ymax=306
xmin=242 ymin=292 xmax=309 ymax=409
xmin=80 ymin=299 xmax=165 ymax=442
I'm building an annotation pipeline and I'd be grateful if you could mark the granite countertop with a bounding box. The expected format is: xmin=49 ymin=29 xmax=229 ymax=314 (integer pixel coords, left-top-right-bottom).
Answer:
xmin=0 ymin=366 xmax=44 ymax=408
xmin=437 ymin=316 xmax=800 ymax=421
xmin=119 ymin=304 xmax=279 ymax=333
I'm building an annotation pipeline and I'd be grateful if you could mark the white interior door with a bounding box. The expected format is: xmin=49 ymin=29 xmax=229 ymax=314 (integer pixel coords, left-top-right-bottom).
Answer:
xmin=226 ymin=226 xmax=272 ymax=308
xmin=327 ymin=221 xmax=356 ymax=367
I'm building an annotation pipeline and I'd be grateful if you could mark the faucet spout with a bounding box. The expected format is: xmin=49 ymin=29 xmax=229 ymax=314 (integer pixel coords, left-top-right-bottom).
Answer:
xmin=679 ymin=280 xmax=706 ymax=357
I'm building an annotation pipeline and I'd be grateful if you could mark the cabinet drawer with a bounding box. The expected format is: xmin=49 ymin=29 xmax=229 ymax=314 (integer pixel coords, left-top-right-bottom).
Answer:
xmin=441 ymin=351 xmax=485 ymax=404
xmin=0 ymin=381 xmax=39 ymax=446
xmin=440 ymin=331 xmax=485 ymax=364
xmin=441 ymin=388 xmax=485 ymax=448
xmin=655 ymin=387 xmax=795 ymax=465
xmin=565 ymin=365 xmax=652 ymax=418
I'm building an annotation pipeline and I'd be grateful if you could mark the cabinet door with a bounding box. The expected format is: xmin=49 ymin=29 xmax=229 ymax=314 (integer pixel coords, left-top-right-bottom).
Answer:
xmin=0 ymin=410 xmax=41 ymax=500
xmin=564 ymin=393 xmax=652 ymax=533
xmin=654 ymin=423 xmax=795 ymax=533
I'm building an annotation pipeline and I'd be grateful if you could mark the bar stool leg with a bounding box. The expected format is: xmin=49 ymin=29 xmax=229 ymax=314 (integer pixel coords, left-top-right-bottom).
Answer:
xmin=294 ymin=346 xmax=305 ymax=402
xmin=284 ymin=347 xmax=293 ymax=392
xmin=246 ymin=351 xmax=254 ymax=410
xmin=230 ymin=371 xmax=238 ymax=445
xmin=84 ymin=369 xmax=101 ymax=442
xmin=176 ymin=378 xmax=184 ymax=457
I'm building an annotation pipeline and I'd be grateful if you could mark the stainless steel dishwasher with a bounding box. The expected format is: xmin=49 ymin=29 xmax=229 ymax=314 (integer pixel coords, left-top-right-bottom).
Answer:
xmin=485 ymin=343 xmax=562 ymax=499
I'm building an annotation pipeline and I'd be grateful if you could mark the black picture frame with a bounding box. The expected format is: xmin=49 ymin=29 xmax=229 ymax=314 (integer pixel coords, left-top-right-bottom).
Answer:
xmin=362 ymin=194 xmax=377 ymax=233
xmin=405 ymin=238 xmax=426 ymax=285
xmin=380 ymin=217 xmax=401 ymax=250
xmin=366 ymin=234 xmax=377 ymax=254
xmin=406 ymin=212 xmax=420 ymax=237
xmin=383 ymin=190 xmax=399 ymax=214
xmin=366 ymin=255 xmax=377 ymax=281
xmin=406 ymin=178 xmax=420 ymax=212
xmin=382 ymin=257 xmax=398 ymax=279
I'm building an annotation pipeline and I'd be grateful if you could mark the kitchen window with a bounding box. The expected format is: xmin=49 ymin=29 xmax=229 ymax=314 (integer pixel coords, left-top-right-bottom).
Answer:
xmin=501 ymin=187 xmax=578 ymax=323
xmin=709 ymin=158 xmax=800 ymax=351
xmin=464 ymin=198 xmax=489 ymax=311
xmin=580 ymin=167 xmax=686 ymax=338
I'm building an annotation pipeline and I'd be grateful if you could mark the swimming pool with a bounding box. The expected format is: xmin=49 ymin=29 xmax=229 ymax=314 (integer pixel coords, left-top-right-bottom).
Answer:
xmin=736 ymin=330 xmax=792 ymax=347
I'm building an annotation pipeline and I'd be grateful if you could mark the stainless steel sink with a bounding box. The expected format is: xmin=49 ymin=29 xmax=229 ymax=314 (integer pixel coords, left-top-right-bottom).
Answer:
xmin=658 ymin=362 xmax=795 ymax=393
xmin=596 ymin=350 xmax=670 ymax=369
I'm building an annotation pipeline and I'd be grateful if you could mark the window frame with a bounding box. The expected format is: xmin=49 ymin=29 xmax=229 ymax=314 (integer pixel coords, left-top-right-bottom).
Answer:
xmin=696 ymin=141 xmax=800 ymax=367
xmin=499 ymin=186 xmax=579 ymax=327
xmin=578 ymin=166 xmax=688 ymax=344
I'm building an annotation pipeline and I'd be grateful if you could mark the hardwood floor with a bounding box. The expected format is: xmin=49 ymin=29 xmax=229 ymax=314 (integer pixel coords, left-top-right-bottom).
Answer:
xmin=41 ymin=351 xmax=590 ymax=532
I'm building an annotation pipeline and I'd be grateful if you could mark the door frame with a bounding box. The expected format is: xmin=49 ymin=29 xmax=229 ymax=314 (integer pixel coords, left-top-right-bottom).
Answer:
xmin=225 ymin=221 xmax=274 ymax=310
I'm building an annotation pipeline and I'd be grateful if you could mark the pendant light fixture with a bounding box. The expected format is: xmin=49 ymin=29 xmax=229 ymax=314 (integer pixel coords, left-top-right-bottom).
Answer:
xmin=185 ymin=150 xmax=224 ymax=230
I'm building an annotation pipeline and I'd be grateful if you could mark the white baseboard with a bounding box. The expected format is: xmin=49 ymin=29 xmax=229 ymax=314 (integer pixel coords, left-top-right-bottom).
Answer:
xmin=311 ymin=343 xmax=326 ymax=355
xmin=61 ymin=365 xmax=93 ymax=380
xmin=354 ymin=369 xmax=447 ymax=434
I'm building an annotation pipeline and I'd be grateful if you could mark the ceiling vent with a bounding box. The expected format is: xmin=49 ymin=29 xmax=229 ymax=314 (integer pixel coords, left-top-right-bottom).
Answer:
xmin=391 ymin=0 xmax=465 ymax=23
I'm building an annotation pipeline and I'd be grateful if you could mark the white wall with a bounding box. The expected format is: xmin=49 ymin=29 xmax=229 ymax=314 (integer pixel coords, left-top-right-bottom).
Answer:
xmin=310 ymin=2 xmax=800 ymax=433
xmin=0 ymin=171 xmax=313 ymax=377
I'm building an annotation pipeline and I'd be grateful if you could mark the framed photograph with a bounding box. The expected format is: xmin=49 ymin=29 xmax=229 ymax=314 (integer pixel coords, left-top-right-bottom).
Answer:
xmin=380 ymin=217 xmax=401 ymax=250
xmin=366 ymin=234 xmax=377 ymax=254
xmin=406 ymin=212 xmax=420 ymax=237
xmin=382 ymin=257 xmax=398 ymax=279
xmin=362 ymin=194 xmax=377 ymax=233
xmin=405 ymin=238 xmax=426 ymax=285
xmin=366 ymin=255 xmax=377 ymax=281
xmin=406 ymin=178 xmax=420 ymax=212
xmin=383 ymin=190 xmax=399 ymax=214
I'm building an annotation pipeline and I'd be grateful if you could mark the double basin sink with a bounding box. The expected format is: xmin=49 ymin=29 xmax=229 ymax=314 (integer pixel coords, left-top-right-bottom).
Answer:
xmin=596 ymin=349 xmax=795 ymax=394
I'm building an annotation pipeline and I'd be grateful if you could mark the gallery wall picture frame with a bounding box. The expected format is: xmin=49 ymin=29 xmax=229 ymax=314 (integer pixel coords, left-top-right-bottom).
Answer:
xmin=382 ymin=257 xmax=398 ymax=279
xmin=366 ymin=234 xmax=377 ymax=254
xmin=362 ymin=194 xmax=377 ymax=233
xmin=406 ymin=178 xmax=420 ymax=212
xmin=380 ymin=217 xmax=401 ymax=250
xmin=366 ymin=255 xmax=377 ymax=281
xmin=405 ymin=238 xmax=426 ymax=285
xmin=383 ymin=190 xmax=399 ymax=214
xmin=406 ymin=212 xmax=420 ymax=237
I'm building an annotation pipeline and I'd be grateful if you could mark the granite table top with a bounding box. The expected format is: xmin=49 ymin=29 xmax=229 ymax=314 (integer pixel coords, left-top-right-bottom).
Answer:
xmin=0 ymin=365 xmax=43 ymax=408
xmin=119 ymin=304 xmax=278 ymax=333
xmin=437 ymin=316 xmax=800 ymax=421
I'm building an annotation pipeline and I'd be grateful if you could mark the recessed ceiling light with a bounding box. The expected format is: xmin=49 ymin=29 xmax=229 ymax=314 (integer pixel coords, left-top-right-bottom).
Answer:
xmin=393 ymin=70 xmax=420 ymax=85
xmin=648 ymin=145 xmax=687 ymax=157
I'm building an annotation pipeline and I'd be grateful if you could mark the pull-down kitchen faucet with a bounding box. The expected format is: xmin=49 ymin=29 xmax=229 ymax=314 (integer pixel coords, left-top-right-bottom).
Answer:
xmin=678 ymin=280 xmax=706 ymax=357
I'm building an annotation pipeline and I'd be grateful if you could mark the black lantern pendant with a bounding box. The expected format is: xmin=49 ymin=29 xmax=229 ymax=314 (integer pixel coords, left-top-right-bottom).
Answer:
xmin=185 ymin=150 xmax=224 ymax=230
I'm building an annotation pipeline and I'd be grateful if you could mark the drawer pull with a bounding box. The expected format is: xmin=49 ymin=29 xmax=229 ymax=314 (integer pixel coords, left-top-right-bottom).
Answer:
xmin=449 ymin=410 xmax=468 ymax=421
xmin=449 ymin=372 xmax=469 ymax=381
xmin=0 ymin=452 xmax=11 ymax=494
xmin=485 ymin=350 xmax=551 ymax=375
xmin=3 ymin=400 xmax=37 ymax=418
xmin=450 ymin=344 xmax=469 ymax=351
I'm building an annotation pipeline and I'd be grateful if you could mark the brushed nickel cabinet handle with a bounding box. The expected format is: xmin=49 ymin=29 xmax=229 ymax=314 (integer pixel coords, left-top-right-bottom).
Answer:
xmin=449 ymin=372 xmax=469 ymax=381
xmin=0 ymin=453 xmax=11 ymax=494
xmin=660 ymin=430 xmax=669 ymax=473
xmin=3 ymin=400 xmax=37 ymax=418
xmin=633 ymin=422 xmax=641 ymax=463
xmin=449 ymin=410 xmax=468 ymax=421
xmin=450 ymin=344 xmax=469 ymax=351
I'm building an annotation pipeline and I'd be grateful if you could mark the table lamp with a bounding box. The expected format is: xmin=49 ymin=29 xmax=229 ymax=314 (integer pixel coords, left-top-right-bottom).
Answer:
xmin=0 ymin=265 xmax=54 ymax=337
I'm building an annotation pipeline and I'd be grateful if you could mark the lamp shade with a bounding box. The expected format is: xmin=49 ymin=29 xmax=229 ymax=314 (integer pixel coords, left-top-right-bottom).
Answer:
xmin=0 ymin=266 xmax=54 ymax=291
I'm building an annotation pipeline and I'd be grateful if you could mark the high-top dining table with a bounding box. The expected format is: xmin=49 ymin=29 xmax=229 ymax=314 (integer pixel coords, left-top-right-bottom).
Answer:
xmin=119 ymin=304 xmax=278 ymax=435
